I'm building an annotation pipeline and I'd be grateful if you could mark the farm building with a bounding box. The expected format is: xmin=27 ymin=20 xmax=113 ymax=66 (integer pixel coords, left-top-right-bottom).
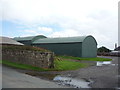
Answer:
xmin=114 ymin=46 xmax=120 ymax=51
xmin=0 ymin=36 xmax=24 ymax=45
xmin=110 ymin=46 xmax=120 ymax=56
xmin=13 ymin=35 xmax=47 ymax=46
xmin=32 ymin=35 xmax=97 ymax=58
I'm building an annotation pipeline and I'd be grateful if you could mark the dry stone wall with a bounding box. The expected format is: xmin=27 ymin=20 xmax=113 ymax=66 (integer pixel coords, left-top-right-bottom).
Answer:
xmin=2 ymin=49 xmax=54 ymax=68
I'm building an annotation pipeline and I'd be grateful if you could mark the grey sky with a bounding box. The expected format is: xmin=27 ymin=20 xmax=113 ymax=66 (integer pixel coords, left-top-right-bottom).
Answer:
xmin=1 ymin=0 xmax=119 ymax=50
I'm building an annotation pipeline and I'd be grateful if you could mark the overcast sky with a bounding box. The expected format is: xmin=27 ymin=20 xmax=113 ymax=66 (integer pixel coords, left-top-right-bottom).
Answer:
xmin=1 ymin=0 xmax=119 ymax=50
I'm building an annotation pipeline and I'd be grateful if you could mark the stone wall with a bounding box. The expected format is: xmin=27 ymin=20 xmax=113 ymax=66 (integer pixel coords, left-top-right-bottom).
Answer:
xmin=2 ymin=49 xmax=54 ymax=68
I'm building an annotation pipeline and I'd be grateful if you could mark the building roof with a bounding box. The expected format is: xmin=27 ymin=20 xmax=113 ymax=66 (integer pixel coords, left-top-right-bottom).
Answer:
xmin=13 ymin=35 xmax=47 ymax=42
xmin=0 ymin=36 xmax=24 ymax=45
xmin=33 ymin=35 xmax=96 ymax=44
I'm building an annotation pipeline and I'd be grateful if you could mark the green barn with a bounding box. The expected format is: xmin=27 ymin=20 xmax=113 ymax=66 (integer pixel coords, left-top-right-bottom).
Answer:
xmin=14 ymin=35 xmax=47 ymax=46
xmin=32 ymin=35 xmax=97 ymax=57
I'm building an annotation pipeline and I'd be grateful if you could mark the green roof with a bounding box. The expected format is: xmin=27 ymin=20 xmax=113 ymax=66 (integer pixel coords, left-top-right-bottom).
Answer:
xmin=33 ymin=35 xmax=94 ymax=44
xmin=14 ymin=35 xmax=47 ymax=42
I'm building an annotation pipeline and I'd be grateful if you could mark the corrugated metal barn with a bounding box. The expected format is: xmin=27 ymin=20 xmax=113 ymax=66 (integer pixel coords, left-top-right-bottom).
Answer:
xmin=32 ymin=35 xmax=97 ymax=57
xmin=14 ymin=35 xmax=47 ymax=46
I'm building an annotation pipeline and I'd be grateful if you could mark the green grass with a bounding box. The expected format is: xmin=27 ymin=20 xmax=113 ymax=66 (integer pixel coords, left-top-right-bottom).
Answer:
xmin=1 ymin=60 xmax=48 ymax=71
xmin=54 ymin=60 xmax=88 ymax=71
xmin=1 ymin=59 xmax=88 ymax=71
xmin=57 ymin=55 xmax=112 ymax=61
xmin=79 ymin=57 xmax=112 ymax=61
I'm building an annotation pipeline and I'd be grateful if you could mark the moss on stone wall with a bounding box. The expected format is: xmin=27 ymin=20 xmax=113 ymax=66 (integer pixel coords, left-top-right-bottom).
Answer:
xmin=1 ymin=45 xmax=51 ymax=52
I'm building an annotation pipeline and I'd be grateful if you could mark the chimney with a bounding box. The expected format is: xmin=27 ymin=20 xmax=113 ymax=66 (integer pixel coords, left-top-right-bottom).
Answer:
xmin=115 ymin=43 xmax=117 ymax=49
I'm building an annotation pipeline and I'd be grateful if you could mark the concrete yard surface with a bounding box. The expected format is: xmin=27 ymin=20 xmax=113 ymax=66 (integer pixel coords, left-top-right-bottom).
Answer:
xmin=2 ymin=66 xmax=68 ymax=88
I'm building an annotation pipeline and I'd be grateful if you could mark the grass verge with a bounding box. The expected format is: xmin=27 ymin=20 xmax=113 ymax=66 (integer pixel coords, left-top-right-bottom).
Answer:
xmin=1 ymin=59 xmax=88 ymax=71
xmin=1 ymin=60 xmax=48 ymax=71
xmin=57 ymin=55 xmax=112 ymax=61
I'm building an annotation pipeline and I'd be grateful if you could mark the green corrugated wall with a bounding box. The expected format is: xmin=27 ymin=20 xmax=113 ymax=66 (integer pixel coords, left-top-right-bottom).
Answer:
xmin=33 ymin=42 xmax=82 ymax=57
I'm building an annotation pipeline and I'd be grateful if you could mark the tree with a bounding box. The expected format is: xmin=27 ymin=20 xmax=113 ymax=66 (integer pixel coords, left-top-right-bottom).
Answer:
xmin=97 ymin=46 xmax=111 ymax=53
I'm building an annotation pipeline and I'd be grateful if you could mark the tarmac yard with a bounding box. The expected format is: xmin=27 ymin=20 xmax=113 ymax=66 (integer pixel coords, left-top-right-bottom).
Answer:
xmin=59 ymin=56 xmax=119 ymax=88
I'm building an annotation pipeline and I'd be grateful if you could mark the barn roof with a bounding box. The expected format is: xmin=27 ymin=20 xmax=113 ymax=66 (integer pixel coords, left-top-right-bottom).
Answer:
xmin=33 ymin=35 xmax=96 ymax=44
xmin=14 ymin=35 xmax=47 ymax=41
xmin=0 ymin=36 xmax=24 ymax=45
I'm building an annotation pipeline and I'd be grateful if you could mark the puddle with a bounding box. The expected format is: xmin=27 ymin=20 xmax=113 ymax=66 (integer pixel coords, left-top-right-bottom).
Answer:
xmin=96 ymin=61 xmax=112 ymax=66
xmin=53 ymin=75 xmax=92 ymax=88
xmin=96 ymin=61 xmax=117 ymax=66
xmin=115 ymin=87 xmax=120 ymax=90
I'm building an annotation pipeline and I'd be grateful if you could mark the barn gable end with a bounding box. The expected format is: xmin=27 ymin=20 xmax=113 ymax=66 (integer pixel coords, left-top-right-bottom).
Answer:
xmin=82 ymin=36 xmax=97 ymax=57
